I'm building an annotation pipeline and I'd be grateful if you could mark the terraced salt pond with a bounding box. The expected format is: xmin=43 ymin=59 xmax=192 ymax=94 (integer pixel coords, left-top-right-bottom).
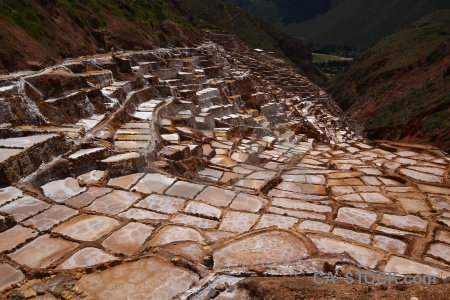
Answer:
xmin=0 ymin=38 xmax=449 ymax=299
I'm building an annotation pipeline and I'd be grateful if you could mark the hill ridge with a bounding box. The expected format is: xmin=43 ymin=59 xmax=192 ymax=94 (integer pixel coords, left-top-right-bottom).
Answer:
xmin=222 ymin=0 xmax=450 ymax=51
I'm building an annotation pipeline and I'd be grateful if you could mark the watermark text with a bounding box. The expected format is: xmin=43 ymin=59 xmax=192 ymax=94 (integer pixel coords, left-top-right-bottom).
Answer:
xmin=313 ymin=271 xmax=436 ymax=285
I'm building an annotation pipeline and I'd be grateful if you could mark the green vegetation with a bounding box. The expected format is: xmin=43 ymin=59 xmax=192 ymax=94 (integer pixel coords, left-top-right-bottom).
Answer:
xmin=367 ymin=85 xmax=450 ymax=135
xmin=58 ymin=0 xmax=106 ymax=28
xmin=308 ymin=43 xmax=357 ymax=57
xmin=0 ymin=0 xmax=195 ymax=38
xmin=286 ymin=0 xmax=450 ymax=51
xmin=57 ymin=0 xmax=174 ymax=29
xmin=223 ymin=0 xmax=282 ymax=24
xmin=312 ymin=53 xmax=352 ymax=62
xmin=221 ymin=0 xmax=450 ymax=51
xmin=223 ymin=0 xmax=333 ymax=25
xmin=421 ymin=110 xmax=450 ymax=132
xmin=312 ymin=53 xmax=352 ymax=77
xmin=0 ymin=0 xmax=45 ymax=38
xmin=329 ymin=9 xmax=450 ymax=105
xmin=326 ymin=10 xmax=450 ymax=150
xmin=314 ymin=60 xmax=350 ymax=78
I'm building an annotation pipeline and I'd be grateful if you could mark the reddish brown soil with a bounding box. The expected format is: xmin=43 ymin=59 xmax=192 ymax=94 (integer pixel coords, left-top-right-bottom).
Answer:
xmin=0 ymin=2 xmax=201 ymax=74
xmin=238 ymin=276 xmax=450 ymax=300
xmin=0 ymin=20 xmax=55 ymax=73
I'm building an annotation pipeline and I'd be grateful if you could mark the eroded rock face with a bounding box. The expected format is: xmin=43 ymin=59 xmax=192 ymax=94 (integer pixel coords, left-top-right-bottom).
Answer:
xmin=0 ymin=33 xmax=449 ymax=299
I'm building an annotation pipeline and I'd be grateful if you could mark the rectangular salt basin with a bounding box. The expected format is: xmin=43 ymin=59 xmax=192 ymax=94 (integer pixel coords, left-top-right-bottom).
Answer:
xmin=116 ymin=129 xmax=151 ymax=134
xmin=115 ymin=134 xmax=151 ymax=141
xmin=0 ymin=148 xmax=22 ymax=163
xmin=69 ymin=147 xmax=104 ymax=159
xmin=121 ymin=123 xmax=150 ymax=129
xmin=0 ymin=134 xmax=57 ymax=149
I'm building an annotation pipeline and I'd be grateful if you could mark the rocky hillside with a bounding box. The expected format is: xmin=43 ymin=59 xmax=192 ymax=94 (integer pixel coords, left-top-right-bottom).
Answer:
xmin=0 ymin=0 xmax=324 ymax=85
xmin=0 ymin=0 xmax=201 ymax=72
xmin=327 ymin=10 xmax=450 ymax=152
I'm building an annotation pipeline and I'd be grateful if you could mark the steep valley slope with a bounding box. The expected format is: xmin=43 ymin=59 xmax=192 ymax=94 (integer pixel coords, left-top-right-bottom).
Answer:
xmin=327 ymin=10 xmax=450 ymax=153
xmin=0 ymin=0 xmax=201 ymax=71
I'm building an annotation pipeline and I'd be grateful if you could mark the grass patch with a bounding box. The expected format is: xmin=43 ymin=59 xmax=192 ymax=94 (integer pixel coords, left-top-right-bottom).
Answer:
xmin=0 ymin=0 xmax=195 ymax=38
xmin=367 ymin=82 xmax=396 ymax=98
xmin=368 ymin=79 xmax=450 ymax=130
xmin=314 ymin=56 xmax=351 ymax=76
xmin=58 ymin=0 xmax=171 ymax=29
xmin=421 ymin=110 xmax=450 ymax=132
xmin=0 ymin=1 xmax=45 ymax=38
xmin=312 ymin=52 xmax=354 ymax=78
xmin=125 ymin=24 xmax=140 ymax=34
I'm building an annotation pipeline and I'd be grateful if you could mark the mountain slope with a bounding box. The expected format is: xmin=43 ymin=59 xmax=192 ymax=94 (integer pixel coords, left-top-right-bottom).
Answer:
xmin=286 ymin=0 xmax=450 ymax=51
xmin=0 ymin=0 xmax=200 ymax=73
xmin=222 ymin=0 xmax=450 ymax=51
xmin=327 ymin=10 xmax=450 ymax=152
xmin=223 ymin=0 xmax=333 ymax=25
xmin=0 ymin=0 xmax=324 ymax=85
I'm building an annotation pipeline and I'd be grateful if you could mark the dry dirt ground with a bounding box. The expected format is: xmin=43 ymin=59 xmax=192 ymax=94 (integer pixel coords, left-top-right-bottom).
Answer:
xmin=238 ymin=276 xmax=450 ymax=300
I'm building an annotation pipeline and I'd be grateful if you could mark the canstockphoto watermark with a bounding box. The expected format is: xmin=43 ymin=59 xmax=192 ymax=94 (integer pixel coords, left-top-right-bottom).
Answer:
xmin=313 ymin=271 xmax=437 ymax=285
